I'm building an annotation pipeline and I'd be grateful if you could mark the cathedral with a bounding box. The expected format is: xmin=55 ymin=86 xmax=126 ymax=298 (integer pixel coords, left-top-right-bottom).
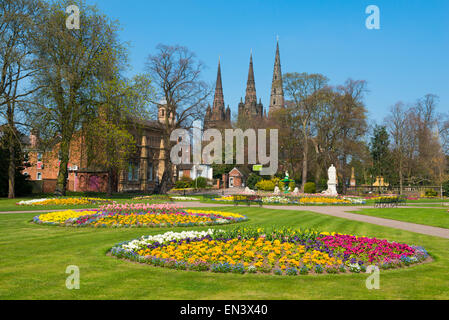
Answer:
xmin=204 ymin=40 xmax=284 ymax=128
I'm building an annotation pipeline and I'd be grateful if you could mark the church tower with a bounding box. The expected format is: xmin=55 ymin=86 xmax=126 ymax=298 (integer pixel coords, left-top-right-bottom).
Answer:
xmin=204 ymin=59 xmax=231 ymax=129
xmin=268 ymin=40 xmax=284 ymax=117
xmin=238 ymin=53 xmax=264 ymax=121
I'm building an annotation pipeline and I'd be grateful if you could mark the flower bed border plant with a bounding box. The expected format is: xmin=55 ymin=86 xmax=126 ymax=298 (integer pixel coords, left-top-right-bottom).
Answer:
xmin=32 ymin=204 xmax=248 ymax=228
xmin=110 ymin=227 xmax=430 ymax=276
xmin=17 ymin=197 xmax=113 ymax=206
xmin=212 ymin=194 xmax=366 ymax=205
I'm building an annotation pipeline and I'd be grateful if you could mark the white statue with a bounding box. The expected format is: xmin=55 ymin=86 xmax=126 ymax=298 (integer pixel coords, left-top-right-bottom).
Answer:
xmin=244 ymin=187 xmax=255 ymax=195
xmin=274 ymin=186 xmax=281 ymax=195
xmin=322 ymin=164 xmax=338 ymax=196
xmin=292 ymin=187 xmax=299 ymax=194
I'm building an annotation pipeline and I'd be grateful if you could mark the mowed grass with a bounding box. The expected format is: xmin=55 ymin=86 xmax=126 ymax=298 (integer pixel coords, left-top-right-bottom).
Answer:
xmin=353 ymin=208 xmax=449 ymax=229
xmin=1 ymin=206 xmax=449 ymax=300
xmin=0 ymin=195 xmax=175 ymax=212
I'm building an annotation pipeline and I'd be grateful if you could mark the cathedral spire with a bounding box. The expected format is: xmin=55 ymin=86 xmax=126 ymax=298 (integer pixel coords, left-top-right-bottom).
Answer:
xmin=212 ymin=58 xmax=225 ymax=113
xmin=204 ymin=58 xmax=231 ymax=129
xmin=269 ymin=39 xmax=284 ymax=117
xmin=245 ymin=53 xmax=257 ymax=106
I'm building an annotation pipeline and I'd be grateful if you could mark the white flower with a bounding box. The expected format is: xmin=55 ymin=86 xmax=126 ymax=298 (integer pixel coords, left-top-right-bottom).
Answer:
xmin=120 ymin=229 xmax=222 ymax=252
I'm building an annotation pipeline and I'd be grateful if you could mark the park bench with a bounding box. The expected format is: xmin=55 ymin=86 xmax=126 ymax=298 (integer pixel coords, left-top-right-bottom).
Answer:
xmin=233 ymin=195 xmax=263 ymax=207
xmin=374 ymin=196 xmax=407 ymax=208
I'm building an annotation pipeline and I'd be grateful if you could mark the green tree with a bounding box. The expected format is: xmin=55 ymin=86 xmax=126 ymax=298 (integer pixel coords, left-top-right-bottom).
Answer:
xmin=246 ymin=173 xmax=262 ymax=189
xmin=370 ymin=125 xmax=392 ymax=182
xmin=84 ymin=75 xmax=153 ymax=196
xmin=30 ymin=0 xmax=124 ymax=195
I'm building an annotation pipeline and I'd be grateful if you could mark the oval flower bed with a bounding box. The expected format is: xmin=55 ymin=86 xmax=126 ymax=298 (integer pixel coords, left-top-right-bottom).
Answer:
xmin=213 ymin=195 xmax=366 ymax=205
xmin=110 ymin=227 xmax=430 ymax=275
xmin=32 ymin=203 xmax=247 ymax=227
xmin=17 ymin=197 xmax=112 ymax=206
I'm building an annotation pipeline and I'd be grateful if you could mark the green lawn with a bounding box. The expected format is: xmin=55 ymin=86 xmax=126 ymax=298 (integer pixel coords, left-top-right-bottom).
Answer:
xmin=353 ymin=208 xmax=449 ymax=229
xmin=1 ymin=206 xmax=448 ymax=299
xmin=0 ymin=195 xmax=175 ymax=212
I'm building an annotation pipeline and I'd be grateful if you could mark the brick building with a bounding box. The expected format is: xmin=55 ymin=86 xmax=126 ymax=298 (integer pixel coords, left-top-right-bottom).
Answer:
xmin=23 ymin=103 xmax=172 ymax=194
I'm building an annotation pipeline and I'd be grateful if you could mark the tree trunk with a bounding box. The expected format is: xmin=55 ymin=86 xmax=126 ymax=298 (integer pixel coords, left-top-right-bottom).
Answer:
xmin=8 ymin=139 xmax=15 ymax=199
xmin=313 ymin=140 xmax=321 ymax=185
xmin=301 ymin=141 xmax=308 ymax=192
xmin=399 ymin=158 xmax=403 ymax=195
xmin=55 ymin=138 xmax=70 ymax=196
xmin=7 ymin=105 xmax=15 ymax=199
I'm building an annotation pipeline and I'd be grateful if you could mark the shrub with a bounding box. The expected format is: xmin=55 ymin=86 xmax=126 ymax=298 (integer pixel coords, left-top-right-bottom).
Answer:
xmin=424 ymin=189 xmax=438 ymax=197
xmin=279 ymin=181 xmax=285 ymax=191
xmin=175 ymin=176 xmax=192 ymax=189
xmin=304 ymin=182 xmax=316 ymax=194
xmin=288 ymin=181 xmax=296 ymax=192
xmin=247 ymin=173 xmax=262 ymax=189
xmin=317 ymin=178 xmax=327 ymax=193
xmin=256 ymin=179 xmax=275 ymax=191
xmin=443 ymin=180 xmax=449 ymax=197
xmin=193 ymin=177 xmax=207 ymax=189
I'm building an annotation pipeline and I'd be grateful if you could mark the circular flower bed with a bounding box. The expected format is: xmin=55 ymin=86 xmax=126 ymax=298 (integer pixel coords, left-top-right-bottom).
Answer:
xmin=17 ymin=197 xmax=112 ymax=206
xmin=110 ymin=227 xmax=430 ymax=275
xmin=32 ymin=204 xmax=247 ymax=227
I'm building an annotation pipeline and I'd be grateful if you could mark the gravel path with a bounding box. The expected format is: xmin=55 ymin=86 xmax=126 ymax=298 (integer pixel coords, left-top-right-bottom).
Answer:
xmin=1 ymin=202 xmax=448 ymax=239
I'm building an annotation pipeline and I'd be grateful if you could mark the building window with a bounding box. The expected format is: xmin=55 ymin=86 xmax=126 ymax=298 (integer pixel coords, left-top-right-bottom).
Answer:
xmin=128 ymin=162 xmax=140 ymax=182
xmin=37 ymin=172 xmax=42 ymax=180
xmin=37 ymin=152 xmax=43 ymax=161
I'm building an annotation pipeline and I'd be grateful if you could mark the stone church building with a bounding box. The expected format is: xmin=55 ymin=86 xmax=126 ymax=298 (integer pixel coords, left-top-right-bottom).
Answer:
xmin=204 ymin=40 xmax=285 ymax=128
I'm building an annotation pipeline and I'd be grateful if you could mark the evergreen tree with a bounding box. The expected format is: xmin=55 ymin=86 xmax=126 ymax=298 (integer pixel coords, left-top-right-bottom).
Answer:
xmin=370 ymin=125 xmax=392 ymax=183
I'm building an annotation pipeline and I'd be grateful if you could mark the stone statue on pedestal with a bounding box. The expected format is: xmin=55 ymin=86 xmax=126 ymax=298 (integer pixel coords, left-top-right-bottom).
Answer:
xmin=322 ymin=164 xmax=338 ymax=196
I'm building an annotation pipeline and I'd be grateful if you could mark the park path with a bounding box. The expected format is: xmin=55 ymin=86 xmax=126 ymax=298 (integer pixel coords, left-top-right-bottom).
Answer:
xmin=1 ymin=202 xmax=448 ymax=239
xmin=175 ymin=202 xmax=449 ymax=239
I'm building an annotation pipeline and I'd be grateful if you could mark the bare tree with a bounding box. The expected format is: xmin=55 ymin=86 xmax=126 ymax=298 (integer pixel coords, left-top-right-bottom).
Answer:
xmin=0 ymin=0 xmax=43 ymax=198
xmin=283 ymin=72 xmax=328 ymax=191
xmin=385 ymin=102 xmax=410 ymax=193
xmin=145 ymin=44 xmax=210 ymax=194
xmin=334 ymin=79 xmax=368 ymax=193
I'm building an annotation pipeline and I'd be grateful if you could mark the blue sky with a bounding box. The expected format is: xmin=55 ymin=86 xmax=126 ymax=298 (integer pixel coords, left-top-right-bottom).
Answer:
xmin=86 ymin=0 xmax=449 ymax=123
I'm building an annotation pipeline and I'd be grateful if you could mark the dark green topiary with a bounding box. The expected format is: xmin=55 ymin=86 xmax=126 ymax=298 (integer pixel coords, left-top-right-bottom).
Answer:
xmin=247 ymin=173 xmax=262 ymax=189
xmin=304 ymin=182 xmax=316 ymax=194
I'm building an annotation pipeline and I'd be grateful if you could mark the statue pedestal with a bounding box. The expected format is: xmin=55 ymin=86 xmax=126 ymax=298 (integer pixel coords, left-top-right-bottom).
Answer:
xmin=321 ymin=164 xmax=338 ymax=196
xmin=322 ymin=182 xmax=338 ymax=196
